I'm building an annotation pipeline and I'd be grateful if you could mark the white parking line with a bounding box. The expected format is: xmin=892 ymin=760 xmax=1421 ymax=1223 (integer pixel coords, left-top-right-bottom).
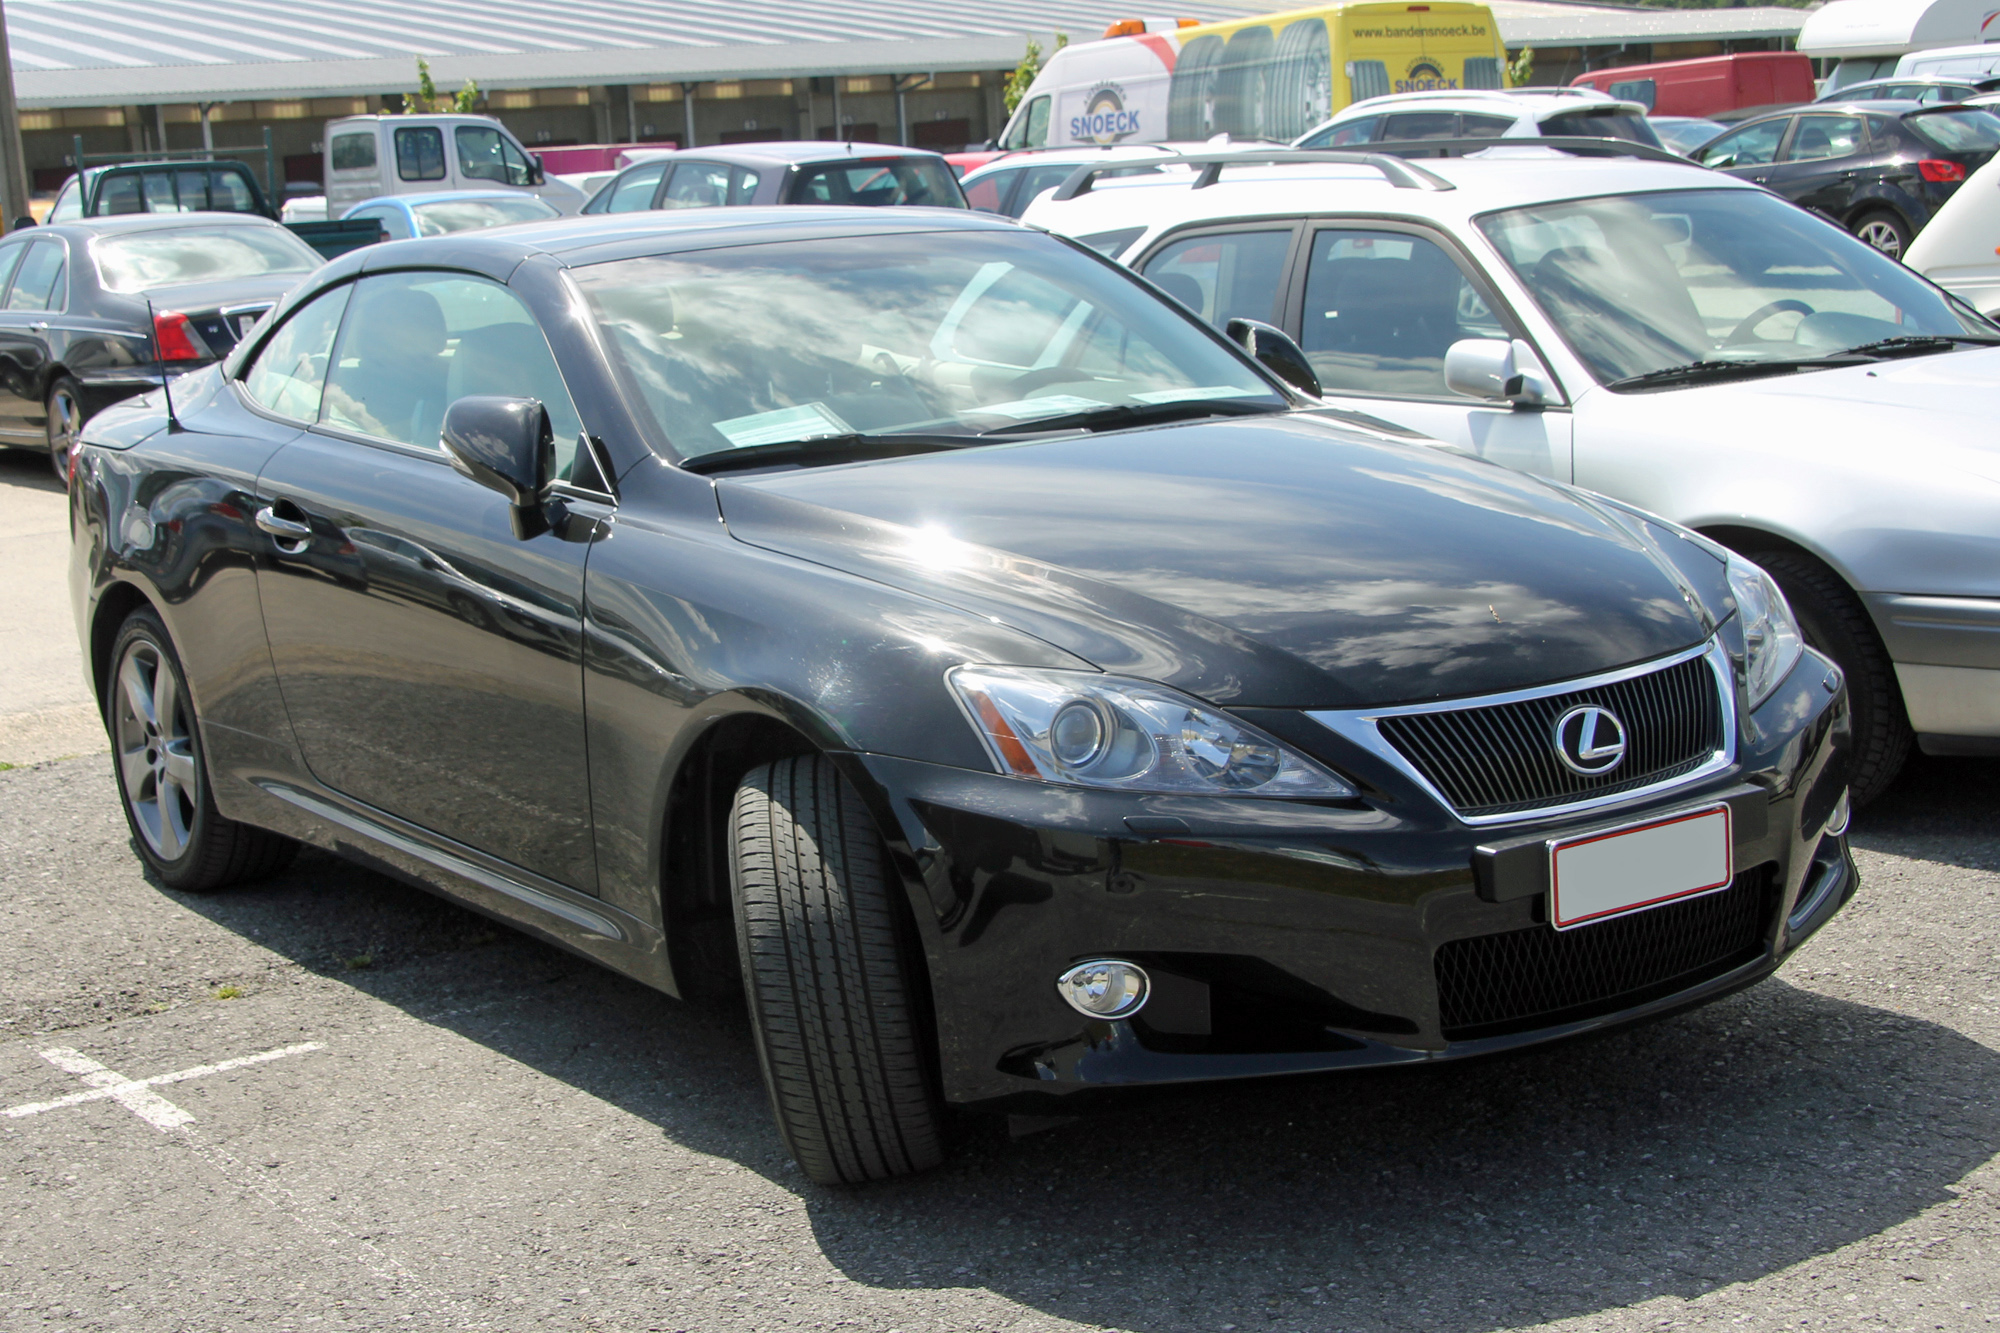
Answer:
xmin=3 ymin=1042 xmax=325 ymax=1130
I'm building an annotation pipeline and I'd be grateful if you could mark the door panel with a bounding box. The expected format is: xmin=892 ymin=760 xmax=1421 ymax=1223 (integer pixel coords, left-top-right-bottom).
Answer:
xmin=1768 ymin=114 xmax=1869 ymax=216
xmin=0 ymin=239 xmax=66 ymax=437
xmin=252 ymin=270 xmax=601 ymax=890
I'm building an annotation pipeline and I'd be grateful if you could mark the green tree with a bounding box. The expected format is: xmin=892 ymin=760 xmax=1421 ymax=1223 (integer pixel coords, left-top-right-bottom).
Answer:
xmin=403 ymin=58 xmax=481 ymax=114
xmin=1004 ymin=31 xmax=1067 ymax=115
xmin=1508 ymin=46 xmax=1535 ymax=87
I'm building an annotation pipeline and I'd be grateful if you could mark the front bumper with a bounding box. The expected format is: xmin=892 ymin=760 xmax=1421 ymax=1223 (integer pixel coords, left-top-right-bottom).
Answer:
xmin=853 ymin=647 xmax=1854 ymax=1110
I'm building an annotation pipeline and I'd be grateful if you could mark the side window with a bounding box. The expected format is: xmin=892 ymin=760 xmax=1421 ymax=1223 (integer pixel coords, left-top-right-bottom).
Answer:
xmin=47 ymin=181 xmax=80 ymax=223
xmin=729 ymin=168 xmax=761 ymax=204
xmin=5 ymin=241 xmax=67 ymax=313
xmin=1137 ymin=229 xmax=1292 ymax=329
xmin=208 ymin=170 xmax=259 ymax=213
xmin=455 ymin=125 xmax=533 ymax=186
xmin=395 ymin=127 xmax=446 ymax=182
xmin=331 ymin=133 xmax=378 ymax=171
xmin=1022 ymin=95 xmax=1051 ymax=149
xmin=1304 ymin=116 xmax=1378 ymax=148
xmin=173 ymin=169 xmax=212 ymax=210
xmin=661 ymin=162 xmax=731 ymax=209
xmin=1461 ymin=113 xmax=1514 ymax=139
xmin=1695 ymin=119 xmax=1786 ymax=168
xmin=1381 ymin=112 xmax=1460 ymax=141
xmin=243 ymin=285 xmax=353 ymax=422
xmin=1007 ymin=163 xmax=1090 ymax=217
xmin=99 ymin=174 xmax=142 ymax=216
xmin=602 ymin=163 xmax=667 ymax=213
xmin=1786 ymin=114 xmax=1866 ymax=161
xmin=1300 ymin=228 xmax=1500 ymax=399
xmin=321 ymin=273 xmax=584 ymax=480
xmin=962 ymin=169 xmax=1016 ymax=213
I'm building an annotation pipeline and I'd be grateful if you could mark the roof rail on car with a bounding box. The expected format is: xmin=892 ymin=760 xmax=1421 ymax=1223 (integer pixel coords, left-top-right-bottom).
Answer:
xmin=1357 ymin=135 xmax=1695 ymax=166
xmin=1050 ymin=150 xmax=1457 ymax=202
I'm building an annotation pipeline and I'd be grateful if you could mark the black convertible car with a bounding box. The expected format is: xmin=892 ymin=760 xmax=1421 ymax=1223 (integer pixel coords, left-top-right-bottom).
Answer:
xmin=69 ymin=207 xmax=1855 ymax=1184
xmin=0 ymin=213 xmax=320 ymax=481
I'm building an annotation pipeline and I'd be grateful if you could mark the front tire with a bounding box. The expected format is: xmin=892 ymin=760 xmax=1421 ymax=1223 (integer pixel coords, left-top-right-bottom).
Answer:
xmin=107 ymin=608 xmax=298 ymax=891
xmin=729 ymin=755 xmax=944 ymax=1185
xmin=1745 ymin=548 xmax=1911 ymax=805
xmin=46 ymin=376 xmax=83 ymax=486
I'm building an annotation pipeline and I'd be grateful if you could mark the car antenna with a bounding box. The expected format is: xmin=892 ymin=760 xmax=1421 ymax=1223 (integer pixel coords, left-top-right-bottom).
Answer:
xmin=144 ymin=298 xmax=184 ymax=434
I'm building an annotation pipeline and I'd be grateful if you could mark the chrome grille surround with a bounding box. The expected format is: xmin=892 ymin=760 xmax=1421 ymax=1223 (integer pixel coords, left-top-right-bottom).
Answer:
xmin=1306 ymin=640 xmax=1737 ymax=827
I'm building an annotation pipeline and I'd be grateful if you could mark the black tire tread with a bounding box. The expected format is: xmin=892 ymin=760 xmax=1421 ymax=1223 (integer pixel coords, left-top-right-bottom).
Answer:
xmin=729 ymin=755 xmax=943 ymax=1185
xmin=1746 ymin=548 xmax=1910 ymax=805
xmin=109 ymin=609 xmax=299 ymax=893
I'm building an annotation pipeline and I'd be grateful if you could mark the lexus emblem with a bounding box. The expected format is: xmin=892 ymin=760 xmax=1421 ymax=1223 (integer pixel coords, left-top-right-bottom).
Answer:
xmin=1553 ymin=705 xmax=1628 ymax=776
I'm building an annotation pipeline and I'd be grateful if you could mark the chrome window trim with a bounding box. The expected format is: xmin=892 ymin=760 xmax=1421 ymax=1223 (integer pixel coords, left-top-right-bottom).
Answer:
xmin=1307 ymin=638 xmax=1737 ymax=827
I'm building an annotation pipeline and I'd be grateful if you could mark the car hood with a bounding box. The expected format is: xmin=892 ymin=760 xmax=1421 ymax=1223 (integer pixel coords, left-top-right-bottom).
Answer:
xmin=716 ymin=414 xmax=1717 ymax=708
xmin=1586 ymin=346 xmax=2000 ymax=489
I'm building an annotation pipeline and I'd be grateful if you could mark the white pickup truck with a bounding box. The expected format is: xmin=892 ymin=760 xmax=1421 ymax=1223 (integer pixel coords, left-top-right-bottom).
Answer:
xmin=322 ymin=114 xmax=587 ymax=215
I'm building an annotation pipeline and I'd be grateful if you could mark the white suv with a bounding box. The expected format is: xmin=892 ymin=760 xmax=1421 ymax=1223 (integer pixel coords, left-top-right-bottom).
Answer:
xmin=1022 ymin=146 xmax=2000 ymax=800
xmin=1295 ymin=89 xmax=1661 ymax=150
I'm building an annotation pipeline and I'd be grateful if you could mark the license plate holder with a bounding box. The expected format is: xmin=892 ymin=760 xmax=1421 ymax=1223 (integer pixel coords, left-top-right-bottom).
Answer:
xmin=1548 ymin=805 xmax=1733 ymax=930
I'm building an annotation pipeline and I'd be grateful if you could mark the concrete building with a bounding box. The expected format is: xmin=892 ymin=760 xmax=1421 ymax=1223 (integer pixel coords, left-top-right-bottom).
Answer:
xmin=5 ymin=0 xmax=1808 ymax=195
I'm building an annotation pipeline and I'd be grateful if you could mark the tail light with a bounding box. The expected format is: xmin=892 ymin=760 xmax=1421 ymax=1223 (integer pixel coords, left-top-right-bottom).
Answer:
xmin=1918 ymin=159 xmax=1966 ymax=183
xmin=151 ymin=309 xmax=209 ymax=362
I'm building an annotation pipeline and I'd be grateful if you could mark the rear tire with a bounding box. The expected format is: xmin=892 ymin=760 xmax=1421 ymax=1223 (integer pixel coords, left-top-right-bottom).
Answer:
xmin=46 ymin=376 xmax=83 ymax=486
xmin=107 ymin=608 xmax=299 ymax=892
xmin=1851 ymin=209 xmax=1912 ymax=260
xmin=729 ymin=754 xmax=944 ymax=1185
xmin=1744 ymin=548 xmax=1911 ymax=806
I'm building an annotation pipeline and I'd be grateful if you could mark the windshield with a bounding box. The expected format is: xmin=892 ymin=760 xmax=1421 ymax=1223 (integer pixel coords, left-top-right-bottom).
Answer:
xmin=787 ymin=158 xmax=966 ymax=208
xmin=1477 ymin=188 xmax=1991 ymax=386
xmin=411 ymin=196 xmax=559 ymax=235
xmin=1908 ymin=108 xmax=2000 ymax=151
xmin=572 ymin=229 xmax=1285 ymax=463
xmin=93 ymin=226 xmax=320 ymax=294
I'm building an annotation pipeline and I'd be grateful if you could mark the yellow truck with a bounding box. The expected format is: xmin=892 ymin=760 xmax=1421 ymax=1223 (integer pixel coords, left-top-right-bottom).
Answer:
xmin=996 ymin=3 xmax=1509 ymax=149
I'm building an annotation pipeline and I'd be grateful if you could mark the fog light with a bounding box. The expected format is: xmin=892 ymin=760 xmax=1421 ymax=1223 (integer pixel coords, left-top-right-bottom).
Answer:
xmin=1056 ymin=959 xmax=1149 ymax=1019
xmin=1825 ymin=788 xmax=1851 ymax=838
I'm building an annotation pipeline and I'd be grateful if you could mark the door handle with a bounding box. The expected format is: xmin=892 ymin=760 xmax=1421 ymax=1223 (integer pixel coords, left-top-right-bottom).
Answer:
xmin=29 ymin=321 xmax=47 ymax=332
xmin=254 ymin=505 xmax=312 ymax=551
xmin=1751 ymin=174 xmax=1769 ymax=183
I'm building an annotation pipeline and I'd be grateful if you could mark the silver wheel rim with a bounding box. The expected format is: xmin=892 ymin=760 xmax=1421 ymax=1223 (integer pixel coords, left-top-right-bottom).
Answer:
xmin=1857 ymin=219 xmax=1902 ymax=258
xmin=112 ymin=641 xmax=198 ymax=861
xmin=47 ymin=387 xmax=80 ymax=480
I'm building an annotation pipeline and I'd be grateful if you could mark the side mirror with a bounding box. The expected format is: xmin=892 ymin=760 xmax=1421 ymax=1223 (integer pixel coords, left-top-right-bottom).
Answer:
xmin=9 ymin=215 xmax=35 ymax=231
xmin=1444 ymin=338 xmax=1558 ymax=407
xmin=442 ymin=396 xmax=557 ymax=538
xmin=1224 ymin=317 xmax=1321 ymax=398
xmin=529 ymin=153 xmax=546 ymax=186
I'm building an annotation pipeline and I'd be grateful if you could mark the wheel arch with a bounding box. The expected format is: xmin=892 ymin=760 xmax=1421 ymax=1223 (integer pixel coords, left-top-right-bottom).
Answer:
xmin=88 ymin=579 xmax=157 ymax=713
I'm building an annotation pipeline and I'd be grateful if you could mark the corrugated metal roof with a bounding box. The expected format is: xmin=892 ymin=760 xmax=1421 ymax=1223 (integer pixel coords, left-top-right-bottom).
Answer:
xmin=8 ymin=0 xmax=1806 ymax=108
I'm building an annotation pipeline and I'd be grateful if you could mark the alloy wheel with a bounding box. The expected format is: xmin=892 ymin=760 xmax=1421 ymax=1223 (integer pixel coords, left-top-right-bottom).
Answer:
xmin=112 ymin=640 xmax=200 ymax=861
xmin=47 ymin=384 xmax=82 ymax=485
xmin=1855 ymin=218 xmax=1903 ymax=259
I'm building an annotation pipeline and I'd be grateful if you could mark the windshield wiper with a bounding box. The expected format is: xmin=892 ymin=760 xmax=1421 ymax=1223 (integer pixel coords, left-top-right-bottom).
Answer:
xmin=679 ymin=432 xmax=977 ymax=475
xmin=1834 ymin=334 xmax=2000 ymax=359
xmin=1605 ymin=355 xmax=1870 ymax=391
xmin=974 ymin=398 xmax=1279 ymax=435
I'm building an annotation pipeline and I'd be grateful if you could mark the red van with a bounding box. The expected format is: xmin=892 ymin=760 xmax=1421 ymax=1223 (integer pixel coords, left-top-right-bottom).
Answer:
xmin=1569 ymin=52 xmax=1816 ymax=118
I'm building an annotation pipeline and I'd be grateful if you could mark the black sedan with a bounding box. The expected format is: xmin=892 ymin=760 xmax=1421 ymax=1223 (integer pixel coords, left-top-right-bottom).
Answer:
xmin=0 ymin=213 xmax=320 ymax=481
xmin=580 ymin=141 xmax=965 ymax=214
xmin=1692 ymin=100 xmax=2000 ymax=256
xmin=70 ymin=207 xmax=1855 ymax=1184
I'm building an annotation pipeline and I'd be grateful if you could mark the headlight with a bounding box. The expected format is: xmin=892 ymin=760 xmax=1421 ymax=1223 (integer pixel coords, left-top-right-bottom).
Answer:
xmin=948 ymin=666 xmax=1355 ymax=798
xmin=1727 ymin=554 xmax=1804 ymax=708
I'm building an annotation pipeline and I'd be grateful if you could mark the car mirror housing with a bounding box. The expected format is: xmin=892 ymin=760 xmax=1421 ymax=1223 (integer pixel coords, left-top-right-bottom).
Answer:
xmin=1444 ymin=338 xmax=1557 ymax=407
xmin=441 ymin=395 xmax=557 ymax=538
xmin=1224 ymin=317 xmax=1322 ymax=398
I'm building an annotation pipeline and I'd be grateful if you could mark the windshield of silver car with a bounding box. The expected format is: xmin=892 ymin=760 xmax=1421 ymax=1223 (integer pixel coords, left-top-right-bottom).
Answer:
xmin=93 ymin=226 xmax=321 ymax=294
xmin=572 ymin=229 xmax=1287 ymax=461
xmin=1477 ymin=188 xmax=1993 ymax=385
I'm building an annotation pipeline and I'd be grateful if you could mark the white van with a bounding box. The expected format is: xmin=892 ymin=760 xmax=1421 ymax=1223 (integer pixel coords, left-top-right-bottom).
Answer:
xmin=1895 ymin=42 xmax=2000 ymax=81
xmin=323 ymin=114 xmax=588 ymax=215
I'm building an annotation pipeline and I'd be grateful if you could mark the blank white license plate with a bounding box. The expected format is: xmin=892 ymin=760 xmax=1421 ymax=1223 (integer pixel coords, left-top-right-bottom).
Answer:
xmin=1548 ymin=805 xmax=1733 ymax=931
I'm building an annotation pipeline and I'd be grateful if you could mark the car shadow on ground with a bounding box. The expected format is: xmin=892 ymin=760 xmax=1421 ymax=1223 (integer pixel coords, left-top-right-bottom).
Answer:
xmin=142 ymin=748 xmax=2000 ymax=1333
xmin=0 ymin=446 xmax=64 ymax=495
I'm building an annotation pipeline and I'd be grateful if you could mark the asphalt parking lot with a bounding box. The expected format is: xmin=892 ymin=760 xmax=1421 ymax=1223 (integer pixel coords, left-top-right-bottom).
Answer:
xmin=3 ymin=449 xmax=1999 ymax=1333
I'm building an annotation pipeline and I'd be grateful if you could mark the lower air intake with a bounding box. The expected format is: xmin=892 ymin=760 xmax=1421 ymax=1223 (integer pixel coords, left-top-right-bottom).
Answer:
xmin=1435 ymin=868 xmax=1772 ymax=1041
